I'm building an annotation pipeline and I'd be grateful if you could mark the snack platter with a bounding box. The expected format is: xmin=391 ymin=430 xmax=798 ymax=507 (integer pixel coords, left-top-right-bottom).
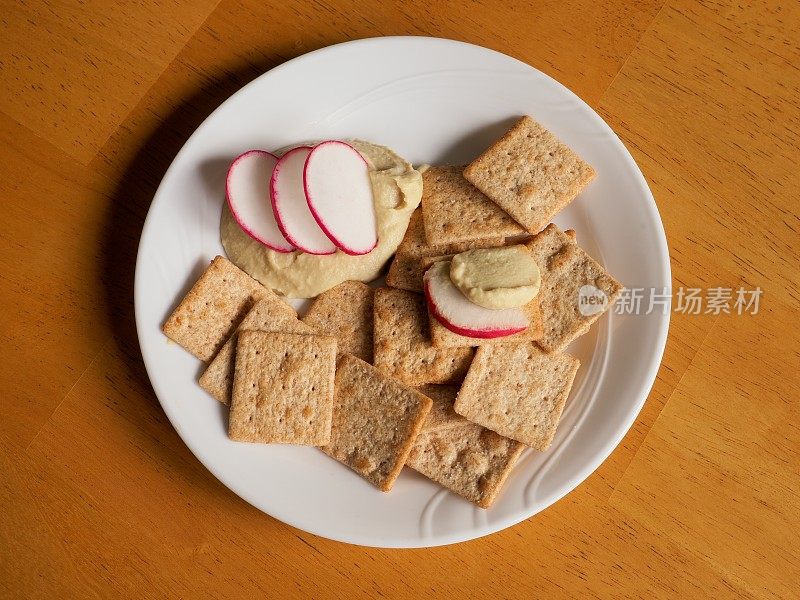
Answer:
xmin=135 ymin=37 xmax=670 ymax=547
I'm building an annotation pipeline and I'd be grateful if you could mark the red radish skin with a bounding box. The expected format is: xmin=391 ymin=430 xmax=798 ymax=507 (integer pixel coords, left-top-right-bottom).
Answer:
xmin=423 ymin=262 xmax=529 ymax=339
xmin=424 ymin=281 xmax=528 ymax=338
xmin=226 ymin=150 xmax=295 ymax=253
xmin=304 ymin=141 xmax=377 ymax=256
xmin=270 ymin=146 xmax=337 ymax=255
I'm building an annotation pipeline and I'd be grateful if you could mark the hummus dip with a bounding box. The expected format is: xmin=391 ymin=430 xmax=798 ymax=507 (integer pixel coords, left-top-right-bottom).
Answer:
xmin=221 ymin=140 xmax=423 ymax=298
xmin=449 ymin=245 xmax=541 ymax=309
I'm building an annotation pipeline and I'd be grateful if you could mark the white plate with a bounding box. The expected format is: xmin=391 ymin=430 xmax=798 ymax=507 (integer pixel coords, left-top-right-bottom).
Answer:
xmin=135 ymin=37 xmax=670 ymax=548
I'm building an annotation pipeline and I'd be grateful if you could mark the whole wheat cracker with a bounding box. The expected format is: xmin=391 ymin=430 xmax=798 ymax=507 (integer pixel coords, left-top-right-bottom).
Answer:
xmin=428 ymin=295 xmax=545 ymax=349
xmin=409 ymin=425 xmax=525 ymax=508
xmin=301 ymin=280 xmax=374 ymax=363
xmin=526 ymin=224 xmax=622 ymax=353
xmin=421 ymin=166 xmax=525 ymax=245
xmin=408 ymin=385 xmax=525 ymax=508
xmin=321 ymin=354 xmax=432 ymax=491
xmin=454 ymin=342 xmax=580 ymax=450
xmin=464 ymin=116 xmax=596 ymax=234
xmin=162 ymin=256 xmax=275 ymax=361
xmin=199 ymin=298 xmax=311 ymax=405
xmin=228 ymin=331 xmax=336 ymax=445
xmin=373 ymin=288 xmax=473 ymax=385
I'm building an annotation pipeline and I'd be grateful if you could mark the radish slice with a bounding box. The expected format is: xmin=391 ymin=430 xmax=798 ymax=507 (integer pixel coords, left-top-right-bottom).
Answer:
xmin=271 ymin=146 xmax=337 ymax=255
xmin=423 ymin=261 xmax=529 ymax=338
xmin=226 ymin=150 xmax=295 ymax=253
xmin=304 ymin=141 xmax=377 ymax=255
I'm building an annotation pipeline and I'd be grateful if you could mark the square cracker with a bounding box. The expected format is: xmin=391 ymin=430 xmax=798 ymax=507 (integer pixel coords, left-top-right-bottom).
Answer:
xmin=428 ymin=296 xmax=545 ymax=349
xmin=321 ymin=354 xmax=432 ymax=491
xmin=199 ymin=298 xmax=311 ymax=405
xmin=526 ymin=224 xmax=623 ymax=353
xmin=409 ymin=426 xmax=525 ymax=509
xmin=301 ymin=280 xmax=374 ymax=363
xmin=421 ymin=166 xmax=525 ymax=245
xmin=386 ymin=209 xmax=504 ymax=293
xmin=162 ymin=255 xmax=274 ymax=362
xmin=228 ymin=331 xmax=336 ymax=445
xmin=454 ymin=343 xmax=580 ymax=450
xmin=373 ymin=288 xmax=474 ymax=385
xmin=464 ymin=116 xmax=596 ymax=234
xmin=408 ymin=385 xmax=526 ymax=508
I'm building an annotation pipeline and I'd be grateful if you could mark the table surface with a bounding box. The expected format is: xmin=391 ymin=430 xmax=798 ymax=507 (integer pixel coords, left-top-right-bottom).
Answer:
xmin=1 ymin=1 xmax=798 ymax=598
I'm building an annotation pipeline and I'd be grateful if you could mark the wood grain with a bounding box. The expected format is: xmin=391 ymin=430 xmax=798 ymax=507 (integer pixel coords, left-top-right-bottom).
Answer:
xmin=1 ymin=0 xmax=798 ymax=598
xmin=0 ymin=0 xmax=221 ymax=163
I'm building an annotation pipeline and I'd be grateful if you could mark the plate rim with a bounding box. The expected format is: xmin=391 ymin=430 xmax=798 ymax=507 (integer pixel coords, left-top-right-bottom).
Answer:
xmin=134 ymin=35 xmax=671 ymax=548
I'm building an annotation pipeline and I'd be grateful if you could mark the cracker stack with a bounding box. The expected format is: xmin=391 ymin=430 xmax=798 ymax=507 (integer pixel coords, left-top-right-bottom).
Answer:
xmin=163 ymin=114 xmax=624 ymax=510
xmin=402 ymin=116 xmax=621 ymax=501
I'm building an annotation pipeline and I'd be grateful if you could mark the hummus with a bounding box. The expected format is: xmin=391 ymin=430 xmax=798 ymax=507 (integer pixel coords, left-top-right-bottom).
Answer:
xmin=449 ymin=245 xmax=541 ymax=309
xmin=220 ymin=140 xmax=423 ymax=298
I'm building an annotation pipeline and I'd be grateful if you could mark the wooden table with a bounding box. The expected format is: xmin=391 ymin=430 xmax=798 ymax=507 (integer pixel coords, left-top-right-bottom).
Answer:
xmin=2 ymin=1 xmax=798 ymax=597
